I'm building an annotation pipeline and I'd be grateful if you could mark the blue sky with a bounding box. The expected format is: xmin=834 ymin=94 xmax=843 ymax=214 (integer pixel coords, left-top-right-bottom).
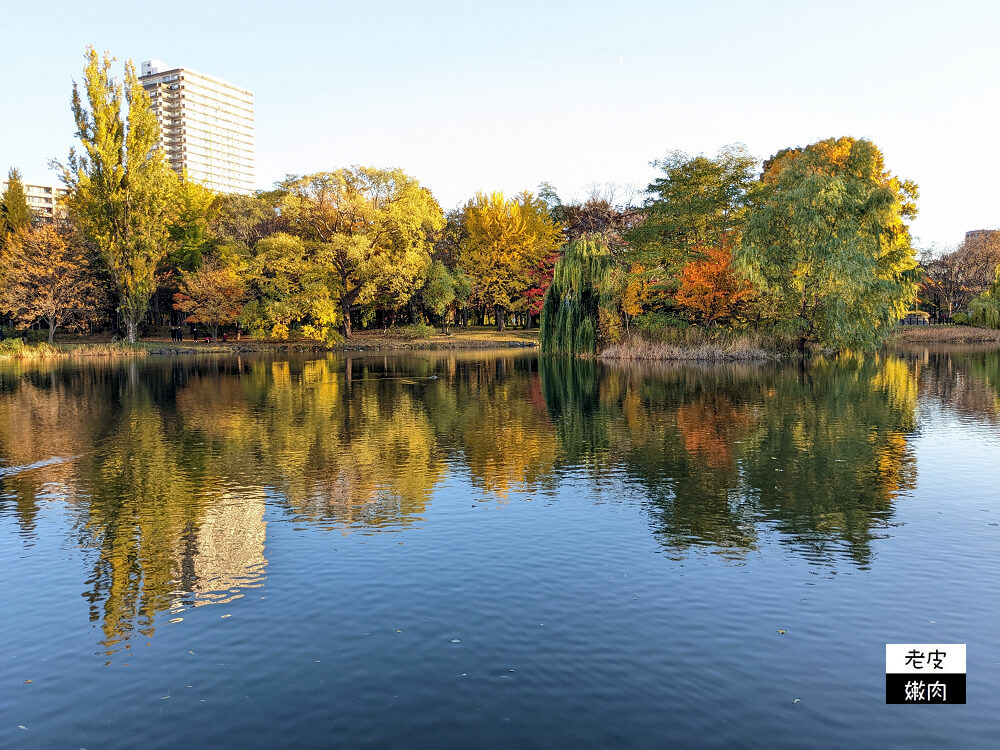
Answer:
xmin=1 ymin=0 xmax=997 ymax=249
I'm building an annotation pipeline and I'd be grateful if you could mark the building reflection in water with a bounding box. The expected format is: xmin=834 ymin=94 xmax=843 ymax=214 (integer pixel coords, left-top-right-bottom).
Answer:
xmin=3 ymin=346 xmax=1000 ymax=653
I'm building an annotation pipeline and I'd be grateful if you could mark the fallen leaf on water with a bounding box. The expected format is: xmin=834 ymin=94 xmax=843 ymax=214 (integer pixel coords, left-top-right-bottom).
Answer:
xmin=793 ymin=698 xmax=801 ymax=704
xmin=221 ymin=614 xmax=231 ymax=619
xmin=777 ymin=629 xmax=787 ymax=635
xmin=24 ymin=680 xmax=32 ymax=684
xmin=170 ymin=617 xmax=183 ymax=624
xmin=451 ymin=639 xmax=461 ymax=643
xmin=17 ymin=725 xmax=28 ymax=731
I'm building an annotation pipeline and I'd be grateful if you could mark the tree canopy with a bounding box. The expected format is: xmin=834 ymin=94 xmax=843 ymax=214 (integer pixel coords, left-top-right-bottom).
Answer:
xmin=734 ymin=137 xmax=920 ymax=351
xmin=278 ymin=167 xmax=444 ymax=336
xmin=456 ymin=191 xmax=562 ymax=330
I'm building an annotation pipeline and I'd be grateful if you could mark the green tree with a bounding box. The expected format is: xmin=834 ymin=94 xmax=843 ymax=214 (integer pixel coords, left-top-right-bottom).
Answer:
xmin=969 ymin=266 xmax=1000 ymax=328
xmin=57 ymin=47 xmax=178 ymax=342
xmin=1 ymin=168 xmax=33 ymax=246
xmin=212 ymin=191 xmax=286 ymax=248
xmin=539 ymin=235 xmax=613 ymax=354
xmin=167 ymin=177 xmax=217 ymax=271
xmin=279 ymin=168 xmax=444 ymax=337
xmin=735 ymin=137 xmax=920 ymax=351
xmin=421 ymin=260 xmax=456 ymax=330
xmin=627 ymin=145 xmax=758 ymax=268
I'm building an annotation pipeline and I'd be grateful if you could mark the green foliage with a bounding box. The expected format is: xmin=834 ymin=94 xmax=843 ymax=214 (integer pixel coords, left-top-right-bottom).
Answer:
xmin=1 ymin=168 xmax=33 ymax=242
xmin=952 ymin=311 xmax=971 ymax=326
xmin=167 ymin=178 xmax=218 ymax=271
xmin=58 ymin=47 xmax=178 ymax=343
xmin=421 ymin=260 xmax=456 ymax=320
xmin=969 ymin=267 xmax=1000 ymax=329
xmin=626 ymin=144 xmax=758 ymax=271
xmin=540 ymin=235 xmax=612 ymax=354
xmin=735 ymin=137 xmax=920 ymax=351
xmin=633 ymin=311 xmax=689 ymax=336
xmin=394 ymin=321 xmax=435 ymax=340
xmin=278 ymin=167 xmax=444 ymax=336
xmin=239 ymin=233 xmax=339 ymax=340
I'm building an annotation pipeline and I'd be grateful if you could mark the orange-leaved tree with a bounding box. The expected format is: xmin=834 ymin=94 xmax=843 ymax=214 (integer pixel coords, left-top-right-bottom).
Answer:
xmin=674 ymin=241 xmax=755 ymax=326
xmin=0 ymin=223 xmax=102 ymax=342
xmin=173 ymin=262 xmax=246 ymax=340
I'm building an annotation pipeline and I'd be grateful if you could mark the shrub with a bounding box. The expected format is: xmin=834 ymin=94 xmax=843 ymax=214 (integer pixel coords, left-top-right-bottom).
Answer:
xmin=394 ymin=322 xmax=435 ymax=340
xmin=952 ymin=312 xmax=970 ymax=326
xmin=632 ymin=312 xmax=689 ymax=338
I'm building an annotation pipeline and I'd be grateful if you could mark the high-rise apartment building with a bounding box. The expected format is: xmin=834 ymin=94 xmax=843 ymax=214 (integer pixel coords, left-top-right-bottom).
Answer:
xmin=0 ymin=179 xmax=69 ymax=220
xmin=139 ymin=59 xmax=255 ymax=195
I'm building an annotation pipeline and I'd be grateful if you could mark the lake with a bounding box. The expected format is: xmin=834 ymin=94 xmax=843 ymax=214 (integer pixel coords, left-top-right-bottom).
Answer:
xmin=2 ymin=347 xmax=998 ymax=748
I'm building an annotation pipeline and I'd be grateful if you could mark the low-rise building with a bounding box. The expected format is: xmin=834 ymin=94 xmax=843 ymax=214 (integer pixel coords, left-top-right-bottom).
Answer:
xmin=0 ymin=179 xmax=69 ymax=220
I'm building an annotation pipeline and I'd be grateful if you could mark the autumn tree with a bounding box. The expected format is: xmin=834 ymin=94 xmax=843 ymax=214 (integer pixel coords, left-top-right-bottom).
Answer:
xmin=212 ymin=191 xmax=286 ymax=248
xmin=278 ymin=168 xmax=444 ymax=337
xmin=239 ymin=233 xmax=339 ymax=340
xmin=617 ymin=144 xmax=758 ymax=316
xmin=735 ymin=137 xmax=921 ymax=351
xmin=0 ymin=223 xmax=101 ymax=342
xmin=56 ymin=47 xmax=178 ymax=342
xmin=457 ymin=191 xmax=562 ymax=330
xmin=920 ymin=248 xmax=970 ymax=320
xmin=674 ymin=240 xmax=756 ymax=326
xmin=173 ymin=261 xmax=246 ymax=340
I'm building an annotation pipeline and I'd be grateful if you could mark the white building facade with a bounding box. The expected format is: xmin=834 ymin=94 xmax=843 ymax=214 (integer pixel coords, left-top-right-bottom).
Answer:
xmin=0 ymin=179 xmax=69 ymax=220
xmin=140 ymin=60 xmax=255 ymax=195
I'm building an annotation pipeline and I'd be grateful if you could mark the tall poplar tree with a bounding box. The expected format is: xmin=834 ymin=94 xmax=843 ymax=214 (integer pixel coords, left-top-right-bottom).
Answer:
xmin=56 ymin=47 xmax=177 ymax=342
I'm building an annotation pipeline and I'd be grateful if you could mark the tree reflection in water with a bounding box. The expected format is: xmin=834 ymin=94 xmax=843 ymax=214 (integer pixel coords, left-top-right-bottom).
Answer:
xmin=2 ymin=346 xmax=998 ymax=651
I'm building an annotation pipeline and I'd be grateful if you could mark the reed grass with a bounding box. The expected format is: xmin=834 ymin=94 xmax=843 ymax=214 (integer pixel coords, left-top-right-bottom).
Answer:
xmin=599 ymin=330 xmax=781 ymax=361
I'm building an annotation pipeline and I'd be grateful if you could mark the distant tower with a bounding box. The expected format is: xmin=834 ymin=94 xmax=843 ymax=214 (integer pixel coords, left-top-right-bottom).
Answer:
xmin=139 ymin=60 xmax=255 ymax=195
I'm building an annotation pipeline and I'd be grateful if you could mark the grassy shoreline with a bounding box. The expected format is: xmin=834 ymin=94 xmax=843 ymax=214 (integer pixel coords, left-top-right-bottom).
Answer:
xmin=597 ymin=330 xmax=786 ymax=362
xmin=888 ymin=325 xmax=1000 ymax=344
xmin=6 ymin=324 xmax=1000 ymax=362
xmin=0 ymin=327 xmax=540 ymax=360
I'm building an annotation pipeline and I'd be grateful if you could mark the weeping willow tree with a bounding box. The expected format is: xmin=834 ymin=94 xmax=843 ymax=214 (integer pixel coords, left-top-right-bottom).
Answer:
xmin=969 ymin=267 xmax=1000 ymax=329
xmin=540 ymin=235 xmax=612 ymax=354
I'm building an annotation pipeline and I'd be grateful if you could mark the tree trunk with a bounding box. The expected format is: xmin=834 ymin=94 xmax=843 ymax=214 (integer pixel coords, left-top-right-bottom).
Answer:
xmin=47 ymin=316 xmax=57 ymax=344
xmin=495 ymin=305 xmax=506 ymax=332
xmin=341 ymin=298 xmax=353 ymax=338
xmin=126 ymin=318 xmax=139 ymax=344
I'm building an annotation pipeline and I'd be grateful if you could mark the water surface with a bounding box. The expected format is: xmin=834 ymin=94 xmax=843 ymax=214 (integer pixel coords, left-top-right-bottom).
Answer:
xmin=2 ymin=348 xmax=999 ymax=747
